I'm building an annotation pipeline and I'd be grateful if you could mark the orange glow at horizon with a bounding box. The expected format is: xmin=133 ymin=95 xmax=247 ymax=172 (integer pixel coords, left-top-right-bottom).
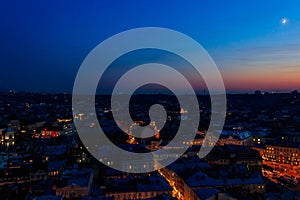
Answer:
xmin=221 ymin=68 xmax=300 ymax=91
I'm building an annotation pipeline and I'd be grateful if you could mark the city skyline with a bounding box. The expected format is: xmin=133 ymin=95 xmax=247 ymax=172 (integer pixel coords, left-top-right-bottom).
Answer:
xmin=1 ymin=2 xmax=300 ymax=199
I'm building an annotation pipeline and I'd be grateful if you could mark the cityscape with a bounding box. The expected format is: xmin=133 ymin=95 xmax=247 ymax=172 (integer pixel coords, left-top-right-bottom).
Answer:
xmin=1 ymin=1 xmax=300 ymax=200
xmin=0 ymin=91 xmax=299 ymax=199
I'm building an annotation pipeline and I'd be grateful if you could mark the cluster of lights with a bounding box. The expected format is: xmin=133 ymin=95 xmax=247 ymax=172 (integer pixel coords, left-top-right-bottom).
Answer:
xmin=253 ymin=138 xmax=261 ymax=144
xmin=57 ymin=118 xmax=72 ymax=123
xmin=158 ymin=170 xmax=182 ymax=199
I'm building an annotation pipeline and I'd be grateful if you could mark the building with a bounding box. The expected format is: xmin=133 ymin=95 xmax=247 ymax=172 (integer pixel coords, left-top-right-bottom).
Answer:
xmin=56 ymin=183 xmax=90 ymax=198
xmin=263 ymin=144 xmax=300 ymax=166
xmin=41 ymin=128 xmax=60 ymax=139
xmin=186 ymin=171 xmax=265 ymax=194
xmin=105 ymin=173 xmax=173 ymax=200
xmin=158 ymin=167 xmax=200 ymax=200
xmin=206 ymin=145 xmax=262 ymax=171
xmin=56 ymin=168 xmax=93 ymax=198
xmin=47 ymin=160 xmax=66 ymax=177
xmin=62 ymin=123 xmax=76 ymax=135
xmin=105 ymin=188 xmax=172 ymax=200
xmin=1 ymin=127 xmax=15 ymax=146
xmin=217 ymin=131 xmax=253 ymax=146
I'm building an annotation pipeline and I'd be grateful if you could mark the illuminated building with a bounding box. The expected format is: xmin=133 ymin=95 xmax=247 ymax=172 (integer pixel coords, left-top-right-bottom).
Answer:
xmin=264 ymin=145 xmax=300 ymax=166
xmin=217 ymin=131 xmax=253 ymax=146
xmin=2 ymin=127 xmax=15 ymax=147
xmin=56 ymin=168 xmax=93 ymax=198
xmin=41 ymin=128 xmax=60 ymax=138
xmin=106 ymin=189 xmax=172 ymax=200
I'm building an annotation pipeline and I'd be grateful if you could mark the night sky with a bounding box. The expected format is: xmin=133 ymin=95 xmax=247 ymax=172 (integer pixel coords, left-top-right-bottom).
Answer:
xmin=1 ymin=0 xmax=300 ymax=93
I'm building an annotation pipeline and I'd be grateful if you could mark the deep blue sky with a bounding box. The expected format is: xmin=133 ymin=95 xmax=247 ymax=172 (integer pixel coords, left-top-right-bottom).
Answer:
xmin=1 ymin=0 xmax=300 ymax=93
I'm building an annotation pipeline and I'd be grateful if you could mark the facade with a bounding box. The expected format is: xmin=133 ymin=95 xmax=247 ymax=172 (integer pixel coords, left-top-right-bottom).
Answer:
xmin=56 ymin=168 xmax=93 ymax=198
xmin=218 ymin=131 xmax=253 ymax=146
xmin=1 ymin=128 xmax=15 ymax=147
xmin=105 ymin=190 xmax=172 ymax=200
xmin=186 ymin=171 xmax=265 ymax=194
xmin=206 ymin=145 xmax=262 ymax=170
xmin=41 ymin=129 xmax=60 ymax=139
xmin=56 ymin=184 xmax=89 ymax=198
xmin=264 ymin=145 xmax=300 ymax=166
